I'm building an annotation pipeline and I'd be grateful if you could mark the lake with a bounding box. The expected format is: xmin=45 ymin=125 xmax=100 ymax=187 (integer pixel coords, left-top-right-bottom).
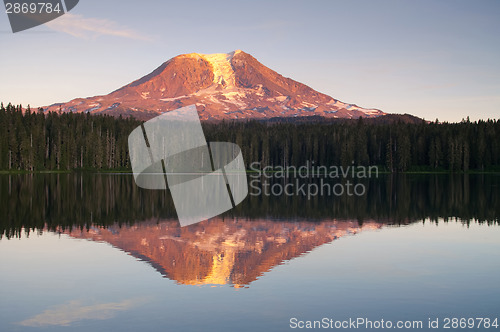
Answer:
xmin=0 ymin=174 xmax=499 ymax=331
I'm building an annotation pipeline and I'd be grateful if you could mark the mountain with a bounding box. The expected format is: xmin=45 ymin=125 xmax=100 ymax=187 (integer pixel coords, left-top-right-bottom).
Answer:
xmin=65 ymin=218 xmax=382 ymax=287
xmin=43 ymin=50 xmax=385 ymax=121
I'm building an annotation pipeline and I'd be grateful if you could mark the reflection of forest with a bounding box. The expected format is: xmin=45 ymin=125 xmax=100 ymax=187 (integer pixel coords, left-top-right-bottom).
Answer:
xmin=67 ymin=218 xmax=382 ymax=287
xmin=1 ymin=173 xmax=499 ymax=239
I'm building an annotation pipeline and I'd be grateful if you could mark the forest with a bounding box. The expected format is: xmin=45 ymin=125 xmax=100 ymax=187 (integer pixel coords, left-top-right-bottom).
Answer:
xmin=1 ymin=102 xmax=499 ymax=172
xmin=1 ymin=173 xmax=499 ymax=238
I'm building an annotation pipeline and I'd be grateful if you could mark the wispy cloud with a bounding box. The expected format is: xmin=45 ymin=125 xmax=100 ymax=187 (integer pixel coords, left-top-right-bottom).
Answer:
xmin=46 ymin=13 xmax=151 ymax=41
xmin=17 ymin=298 xmax=146 ymax=327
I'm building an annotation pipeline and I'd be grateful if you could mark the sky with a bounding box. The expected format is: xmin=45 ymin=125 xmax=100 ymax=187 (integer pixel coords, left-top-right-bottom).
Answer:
xmin=0 ymin=0 xmax=499 ymax=122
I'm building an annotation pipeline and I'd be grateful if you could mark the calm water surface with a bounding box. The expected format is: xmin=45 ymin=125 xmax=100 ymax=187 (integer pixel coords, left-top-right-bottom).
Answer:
xmin=0 ymin=174 xmax=499 ymax=331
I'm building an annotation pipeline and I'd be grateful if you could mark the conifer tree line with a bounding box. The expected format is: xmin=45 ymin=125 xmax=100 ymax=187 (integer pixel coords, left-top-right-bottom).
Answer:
xmin=204 ymin=116 xmax=500 ymax=172
xmin=1 ymin=102 xmax=499 ymax=172
xmin=1 ymin=103 xmax=139 ymax=171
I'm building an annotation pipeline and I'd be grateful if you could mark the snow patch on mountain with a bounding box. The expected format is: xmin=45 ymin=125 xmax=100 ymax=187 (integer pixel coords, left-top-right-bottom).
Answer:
xmin=360 ymin=109 xmax=382 ymax=115
xmin=160 ymin=95 xmax=187 ymax=102
xmin=200 ymin=51 xmax=239 ymax=88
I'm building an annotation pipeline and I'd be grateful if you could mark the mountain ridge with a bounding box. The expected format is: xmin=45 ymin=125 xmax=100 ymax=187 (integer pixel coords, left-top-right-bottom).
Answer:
xmin=43 ymin=50 xmax=386 ymax=121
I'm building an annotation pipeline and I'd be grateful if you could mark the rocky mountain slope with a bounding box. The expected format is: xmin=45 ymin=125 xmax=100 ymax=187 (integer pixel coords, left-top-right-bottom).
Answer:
xmin=44 ymin=50 xmax=385 ymax=120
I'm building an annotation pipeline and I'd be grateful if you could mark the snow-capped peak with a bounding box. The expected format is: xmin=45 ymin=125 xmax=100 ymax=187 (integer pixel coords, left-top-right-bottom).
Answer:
xmin=43 ymin=50 xmax=387 ymax=121
xmin=199 ymin=51 xmax=237 ymax=88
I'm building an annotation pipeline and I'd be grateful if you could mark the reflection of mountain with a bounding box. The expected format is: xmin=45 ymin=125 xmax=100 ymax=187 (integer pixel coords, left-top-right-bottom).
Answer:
xmin=67 ymin=218 xmax=381 ymax=287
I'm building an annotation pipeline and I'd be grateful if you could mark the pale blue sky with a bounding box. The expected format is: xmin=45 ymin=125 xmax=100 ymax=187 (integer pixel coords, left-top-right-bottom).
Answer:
xmin=1 ymin=0 xmax=499 ymax=122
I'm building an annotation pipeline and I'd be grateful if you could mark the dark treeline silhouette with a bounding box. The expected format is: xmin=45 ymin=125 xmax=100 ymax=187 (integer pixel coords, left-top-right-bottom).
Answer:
xmin=203 ymin=117 xmax=500 ymax=172
xmin=1 ymin=103 xmax=140 ymax=171
xmin=1 ymin=174 xmax=498 ymax=239
xmin=1 ymin=102 xmax=500 ymax=172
